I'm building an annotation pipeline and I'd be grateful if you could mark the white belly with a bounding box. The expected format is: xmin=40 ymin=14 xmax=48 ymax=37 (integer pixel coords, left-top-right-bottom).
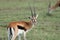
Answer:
xmin=18 ymin=29 xmax=24 ymax=35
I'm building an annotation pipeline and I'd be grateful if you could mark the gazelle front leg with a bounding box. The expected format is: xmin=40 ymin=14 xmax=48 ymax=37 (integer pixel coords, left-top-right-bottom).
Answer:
xmin=18 ymin=34 xmax=21 ymax=40
xmin=24 ymin=32 xmax=27 ymax=40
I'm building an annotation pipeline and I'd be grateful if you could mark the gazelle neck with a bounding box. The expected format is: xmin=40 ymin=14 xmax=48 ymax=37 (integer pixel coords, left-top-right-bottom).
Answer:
xmin=29 ymin=20 xmax=35 ymax=27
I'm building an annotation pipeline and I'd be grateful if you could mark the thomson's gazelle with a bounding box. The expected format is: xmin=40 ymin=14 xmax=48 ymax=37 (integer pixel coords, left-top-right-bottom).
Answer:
xmin=7 ymin=7 xmax=38 ymax=40
xmin=48 ymin=0 xmax=60 ymax=13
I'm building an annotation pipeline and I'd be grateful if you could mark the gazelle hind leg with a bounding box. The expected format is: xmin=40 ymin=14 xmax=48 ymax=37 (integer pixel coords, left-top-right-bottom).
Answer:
xmin=11 ymin=28 xmax=18 ymax=40
xmin=8 ymin=28 xmax=11 ymax=40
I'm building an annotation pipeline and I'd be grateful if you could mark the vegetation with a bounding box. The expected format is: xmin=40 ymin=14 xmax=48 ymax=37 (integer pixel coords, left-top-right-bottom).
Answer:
xmin=0 ymin=0 xmax=60 ymax=40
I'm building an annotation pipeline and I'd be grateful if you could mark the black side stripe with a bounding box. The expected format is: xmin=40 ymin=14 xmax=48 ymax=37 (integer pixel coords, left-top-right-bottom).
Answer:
xmin=17 ymin=25 xmax=27 ymax=31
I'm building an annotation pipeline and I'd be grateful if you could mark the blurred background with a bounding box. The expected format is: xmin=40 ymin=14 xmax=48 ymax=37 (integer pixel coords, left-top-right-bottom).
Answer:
xmin=0 ymin=0 xmax=60 ymax=40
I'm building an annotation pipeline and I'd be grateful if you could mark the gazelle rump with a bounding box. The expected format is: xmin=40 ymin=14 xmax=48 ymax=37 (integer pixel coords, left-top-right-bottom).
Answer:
xmin=7 ymin=7 xmax=38 ymax=40
xmin=48 ymin=0 xmax=60 ymax=13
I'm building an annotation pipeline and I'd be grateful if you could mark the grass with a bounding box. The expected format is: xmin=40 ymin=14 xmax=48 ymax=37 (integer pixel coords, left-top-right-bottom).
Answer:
xmin=0 ymin=0 xmax=60 ymax=40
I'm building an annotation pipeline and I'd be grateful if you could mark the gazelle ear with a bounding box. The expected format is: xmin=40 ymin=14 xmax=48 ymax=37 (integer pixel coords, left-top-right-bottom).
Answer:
xmin=36 ymin=14 xmax=38 ymax=18
xmin=28 ymin=16 xmax=32 ymax=19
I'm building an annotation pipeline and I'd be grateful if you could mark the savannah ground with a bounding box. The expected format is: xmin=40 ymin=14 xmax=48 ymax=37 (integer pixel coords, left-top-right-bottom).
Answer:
xmin=0 ymin=0 xmax=60 ymax=40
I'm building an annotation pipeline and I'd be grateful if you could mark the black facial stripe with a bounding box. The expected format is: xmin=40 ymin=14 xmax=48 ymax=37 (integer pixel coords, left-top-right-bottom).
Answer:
xmin=17 ymin=25 xmax=27 ymax=31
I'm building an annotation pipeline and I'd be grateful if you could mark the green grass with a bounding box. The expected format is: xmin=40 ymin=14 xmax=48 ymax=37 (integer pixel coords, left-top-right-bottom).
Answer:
xmin=0 ymin=0 xmax=60 ymax=40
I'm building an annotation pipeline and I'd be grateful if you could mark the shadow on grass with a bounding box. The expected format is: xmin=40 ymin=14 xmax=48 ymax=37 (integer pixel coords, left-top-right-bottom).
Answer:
xmin=0 ymin=37 xmax=7 ymax=40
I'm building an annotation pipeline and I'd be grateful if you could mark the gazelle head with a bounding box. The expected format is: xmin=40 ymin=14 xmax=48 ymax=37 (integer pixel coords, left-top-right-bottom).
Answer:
xmin=29 ymin=7 xmax=38 ymax=25
xmin=47 ymin=0 xmax=54 ymax=16
xmin=48 ymin=0 xmax=52 ymax=14
xmin=48 ymin=0 xmax=60 ymax=14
